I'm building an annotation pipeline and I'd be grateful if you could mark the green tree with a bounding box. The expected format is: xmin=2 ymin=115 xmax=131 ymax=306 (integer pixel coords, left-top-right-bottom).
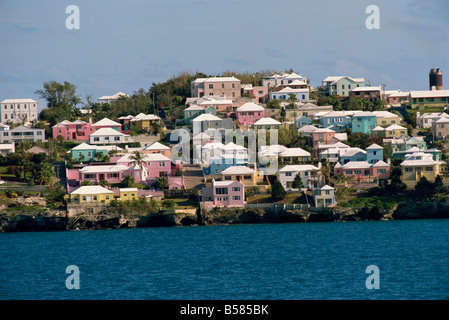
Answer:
xmin=154 ymin=176 xmax=169 ymax=190
xmin=129 ymin=151 xmax=145 ymax=189
xmin=415 ymin=176 xmax=433 ymax=197
xmin=45 ymin=183 xmax=67 ymax=204
xmin=121 ymin=175 xmax=135 ymax=188
xmin=35 ymin=81 xmax=81 ymax=126
xmin=33 ymin=162 xmax=55 ymax=185
xmin=433 ymin=175 xmax=446 ymax=194
xmin=292 ymin=173 xmax=304 ymax=189
xmin=271 ymin=180 xmax=286 ymax=201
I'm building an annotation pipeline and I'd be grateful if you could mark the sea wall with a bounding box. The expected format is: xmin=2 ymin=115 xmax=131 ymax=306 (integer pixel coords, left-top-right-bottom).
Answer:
xmin=1 ymin=201 xmax=449 ymax=232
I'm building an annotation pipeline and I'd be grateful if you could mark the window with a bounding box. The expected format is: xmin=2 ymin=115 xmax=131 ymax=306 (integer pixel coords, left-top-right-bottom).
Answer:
xmin=325 ymin=190 xmax=330 ymax=195
xmin=222 ymin=84 xmax=225 ymax=89
xmin=232 ymin=187 xmax=241 ymax=192
xmin=405 ymin=167 xmax=413 ymax=172
xmin=93 ymin=196 xmax=97 ymax=201
xmin=425 ymin=167 xmax=433 ymax=172
xmin=354 ymin=170 xmax=362 ymax=175
xmin=345 ymin=170 xmax=353 ymax=175
xmin=215 ymin=188 xmax=228 ymax=195
xmin=94 ymin=137 xmax=100 ymax=142
xmin=114 ymin=137 xmax=120 ymax=141
xmin=159 ymin=162 xmax=166 ymax=167
xmin=82 ymin=196 xmax=86 ymax=201
xmin=209 ymin=84 xmax=213 ymax=89
xmin=377 ymin=169 xmax=386 ymax=174
xmin=232 ymin=196 xmax=241 ymax=201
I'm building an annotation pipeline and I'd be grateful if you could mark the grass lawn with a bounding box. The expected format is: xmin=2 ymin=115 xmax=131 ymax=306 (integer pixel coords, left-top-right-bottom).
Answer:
xmin=170 ymin=198 xmax=198 ymax=209
xmin=246 ymin=192 xmax=309 ymax=205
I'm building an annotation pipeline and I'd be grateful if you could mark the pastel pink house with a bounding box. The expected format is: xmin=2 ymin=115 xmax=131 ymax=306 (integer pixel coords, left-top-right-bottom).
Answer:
xmin=115 ymin=153 xmax=173 ymax=181
xmin=78 ymin=164 xmax=137 ymax=184
xmin=202 ymin=179 xmax=245 ymax=209
xmin=334 ymin=160 xmax=390 ymax=182
xmin=52 ymin=120 xmax=94 ymax=141
xmin=235 ymin=102 xmax=265 ymax=126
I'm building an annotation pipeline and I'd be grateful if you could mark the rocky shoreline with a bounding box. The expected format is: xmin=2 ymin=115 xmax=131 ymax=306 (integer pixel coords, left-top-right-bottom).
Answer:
xmin=2 ymin=200 xmax=449 ymax=232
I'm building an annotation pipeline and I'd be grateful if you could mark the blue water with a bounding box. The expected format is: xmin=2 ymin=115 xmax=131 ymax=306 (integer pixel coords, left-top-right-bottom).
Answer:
xmin=1 ymin=219 xmax=449 ymax=300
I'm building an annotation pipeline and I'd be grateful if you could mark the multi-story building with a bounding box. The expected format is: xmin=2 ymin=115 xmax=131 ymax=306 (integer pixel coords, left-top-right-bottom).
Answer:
xmin=98 ymin=92 xmax=129 ymax=104
xmin=313 ymin=185 xmax=337 ymax=208
xmin=235 ymin=102 xmax=265 ymax=126
xmin=0 ymin=99 xmax=38 ymax=124
xmin=277 ymin=164 xmax=321 ymax=190
xmin=191 ymin=77 xmax=241 ymax=99
xmin=201 ymin=179 xmax=245 ymax=209
xmin=352 ymin=111 xmax=377 ymax=134
xmin=350 ymin=86 xmax=382 ymax=102
xmin=52 ymin=120 xmax=93 ymax=140
xmin=400 ymin=152 xmax=445 ymax=189
xmin=321 ymin=76 xmax=365 ymax=97
xmin=0 ymin=125 xmax=45 ymax=143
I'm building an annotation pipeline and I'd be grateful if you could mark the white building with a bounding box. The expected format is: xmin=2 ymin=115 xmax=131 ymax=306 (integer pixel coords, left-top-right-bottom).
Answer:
xmin=270 ymin=87 xmax=310 ymax=102
xmin=89 ymin=127 xmax=130 ymax=144
xmin=0 ymin=125 xmax=45 ymax=143
xmin=277 ymin=164 xmax=321 ymax=190
xmin=98 ymin=92 xmax=129 ymax=104
xmin=0 ymin=99 xmax=38 ymax=124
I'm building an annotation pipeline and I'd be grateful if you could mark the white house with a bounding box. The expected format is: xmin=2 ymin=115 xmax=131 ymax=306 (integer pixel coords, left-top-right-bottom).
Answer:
xmin=277 ymin=164 xmax=321 ymax=190
xmin=89 ymin=127 xmax=130 ymax=144
xmin=270 ymin=87 xmax=309 ymax=102
xmin=0 ymin=99 xmax=38 ymax=124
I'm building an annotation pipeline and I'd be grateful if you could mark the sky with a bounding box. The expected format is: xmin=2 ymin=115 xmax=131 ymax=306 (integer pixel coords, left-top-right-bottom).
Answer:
xmin=1 ymin=0 xmax=449 ymax=111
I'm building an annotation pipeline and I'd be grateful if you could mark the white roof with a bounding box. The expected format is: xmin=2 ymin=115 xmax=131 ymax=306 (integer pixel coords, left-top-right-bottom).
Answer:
xmin=322 ymin=76 xmax=365 ymax=84
xmin=372 ymin=160 xmax=389 ymax=167
xmin=1 ymin=99 xmax=37 ymax=103
xmin=278 ymin=164 xmax=319 ymax=173
xmin=372 ymin=111 xmax=400 ymax=118
xmin=351 ymin=86 xmax=381 ymax=92
xmin=143 ymin=141 xmax=170 ymax=151
xmin=297 ymin=125 xmax=318 ymax=133
xmin=372 ymin=126 xmax=385 ymax=131
xmin=192 ymin=113 xmax=222 ymax=122
xmin=410 ymin=90 xmax=449 ymax=98
xmin=366 ymin=143 xmax=383 ymax=150
xmin=131 ymin=114 xmax=161 ymax=121
xmin=237 ymin=102 xmax=264 ymax=112
xmin=221 ymin=166 xmax=255 ymax=175
xmin=90 ymin=128 xmax=128 ymax=136
xmin=200 ymin=98 xmax=233 ymax=105
xmin=79 ymin=164 xmax=129 ymax=174
xmin=98 ymin=92 xmax=129 ymax=100
xmin=92 ymin=118 xmax=121 ymax=127
xmin=70 ymin=186 xmax=115 ymax=195
xmin=254 ymin=117 xmax=281 ymax=126
xmin=340 ymin=147 xmax=367 ymax=157
xmin=340 ymin=161 xmax=372 ymax=169
xmin=119 ymin=188 xmax=139 ymax=192
xmin=275 ymin=87 xmax=309 ymax=94
xmin=385 ymin=124 xmax=406 ymax=130
xmin=212 ymin=180 xmax=242 ymax=187
xmin=116 ymin=153 xmax=171 ymax=163
xmin=279 ymin=147 xmax=311 ymax=157
xmin=321 ymin=185 xmax=335 ymax=191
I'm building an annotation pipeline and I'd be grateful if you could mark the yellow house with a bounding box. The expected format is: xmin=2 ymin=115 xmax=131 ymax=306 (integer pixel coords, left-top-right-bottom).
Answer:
xmin=373 ymin=124 xmax=407 ymax=138
xmin=220 ymin=165 xmax=262 ymax=186
xmin=400 ymin=152 xmax=445 ymax=189
xmin=373 ymin=111 xmax=402 ymax=127
xmin=119 ymin=188 xmax=139 ymax=201
xmin=131 ymin=114 xmax=165 ymax=132
xmin=69 ymin=186 xmax=115 ymax=204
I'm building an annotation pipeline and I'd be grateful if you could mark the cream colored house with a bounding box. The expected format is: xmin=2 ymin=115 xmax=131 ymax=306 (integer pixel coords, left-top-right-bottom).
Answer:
xmin=400 ymin=152 xmax=445 ymax=189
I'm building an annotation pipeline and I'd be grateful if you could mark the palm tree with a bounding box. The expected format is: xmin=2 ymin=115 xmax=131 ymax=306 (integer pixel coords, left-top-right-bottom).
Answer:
xmin=129 ymin=151 xmax=145 ymax=190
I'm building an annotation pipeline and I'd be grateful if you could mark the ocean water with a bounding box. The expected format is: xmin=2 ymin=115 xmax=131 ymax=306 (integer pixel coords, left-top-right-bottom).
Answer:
xmin=1 ymin=219 xmax=449 ymax=300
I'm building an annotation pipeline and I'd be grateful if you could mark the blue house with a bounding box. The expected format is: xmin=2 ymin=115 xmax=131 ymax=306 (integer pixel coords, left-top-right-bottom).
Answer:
xmin=352 ymin=111 xmax=377 ymax=134
xmin=366 ymin=144 xmax=384 ymax=164
xmin=319 ymin=111 xmax=351 ymax=133
xmin=339 ymin=147 xmax=367 ymax=164
xmin=205 ymin=154 xmax=249 ymax=175
xmin=295 ymin=116 xmax=312 ymax=128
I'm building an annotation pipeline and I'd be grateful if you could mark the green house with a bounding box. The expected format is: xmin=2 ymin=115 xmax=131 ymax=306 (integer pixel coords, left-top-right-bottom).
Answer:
xmin=183 ymin=105 xmax=216 ymax=125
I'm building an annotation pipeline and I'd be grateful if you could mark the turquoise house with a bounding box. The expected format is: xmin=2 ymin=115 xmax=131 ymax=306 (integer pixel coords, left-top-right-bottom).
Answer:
xmin=352 ymin=112 xmax=377 ymax=134
xmin=70 ymin=143 xmax=122 ymax=162
xmin=183 ymin=105 xmax=216 ymax=125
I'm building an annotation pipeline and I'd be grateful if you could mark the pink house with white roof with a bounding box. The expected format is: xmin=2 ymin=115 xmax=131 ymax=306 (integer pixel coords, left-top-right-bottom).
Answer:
xmin=202 ymin=179 xmax=245 ymax=209
xmin=235 ymin=102 xmax=265 ymax=125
